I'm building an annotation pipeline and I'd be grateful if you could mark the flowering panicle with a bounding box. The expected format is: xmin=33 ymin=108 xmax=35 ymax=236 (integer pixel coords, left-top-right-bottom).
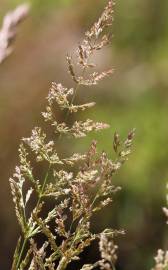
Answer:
xmin=43 ymin=117 xmax=110 ymax=138
xmin=99 ymin=231 xmax=118 ymax=270
xmin=23 ymin=127 xmax=63 ymax=164
xmin=10 ymin=166 xmax=27 ymax=235
xmin=151 ymin=184 xmax=168 ymax=270
xmin=67 ymin=54 xmax=114 ymax=86
xmin=0 ymin=3 xmax=30 ymax=64
xmin=42 ymin=82 xmax=108 ymax=138
xmin=152 ymin=250 xmax=168 ymax=270
xmin=66 ymin=0 xmax=115 ymax=86
xmin=29 ymin=239 xmax=48 ymax=269
xmin=10 ymin=1 xmax=135 ymax=270
xmin=63 ymin=153 xmax=86 ymax=166
xmin=43 ymin=82 xmax=96 ymax=116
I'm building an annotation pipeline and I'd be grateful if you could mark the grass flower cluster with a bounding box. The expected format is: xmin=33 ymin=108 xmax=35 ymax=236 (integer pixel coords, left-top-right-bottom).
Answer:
xmin=9 ymin=1 xmax=135 ymax=269
xmin=1 ymin=1 xmax=167 ymax=270
xmin=151 ymin=186 xmax=168 ymax=270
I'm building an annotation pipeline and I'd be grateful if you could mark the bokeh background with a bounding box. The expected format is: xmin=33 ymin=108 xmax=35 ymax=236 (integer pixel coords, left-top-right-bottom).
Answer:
xmin=0 ymin=0 xmax=168 ymax=269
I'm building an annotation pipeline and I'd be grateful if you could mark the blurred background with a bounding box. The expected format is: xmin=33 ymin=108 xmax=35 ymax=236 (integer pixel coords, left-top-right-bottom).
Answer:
xmin=0 ymin=0 xmax=168 ymax=269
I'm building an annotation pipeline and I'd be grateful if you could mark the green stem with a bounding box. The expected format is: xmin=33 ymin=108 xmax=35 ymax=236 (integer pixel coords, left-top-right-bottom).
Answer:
xmin=56 ymin=256 xmax=68 ymax=270
xmin=16 ymin=164 xmax=52 ymax=268
xmin=37 ymin=163 xmax=51 ymax=207
xmin=112 ymin=262 xmax=116 ymax=270
xmin=16 ymin=237 xmax=28 ymax=269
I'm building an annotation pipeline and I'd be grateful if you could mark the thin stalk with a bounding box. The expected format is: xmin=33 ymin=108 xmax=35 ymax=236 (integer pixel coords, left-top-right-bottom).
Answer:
xmin=16 ymin=237 xmax=28 ymax=269
xmin=37 ymin=163 xmax=51 ymax=207
xmin=56 ymin=256 xmax=68 ymax=270
xmin=58 ymin=82 xmax=79 ymax=141
xmin=64 ymin=82 xmax=80 ymax=122
xmin=64 ymin=66 xmax=86 ymax=122
xmin=16 ymin=164 xmax=52 ymax=268
xmin=111 ymin=262 xmax=116 ymax=270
